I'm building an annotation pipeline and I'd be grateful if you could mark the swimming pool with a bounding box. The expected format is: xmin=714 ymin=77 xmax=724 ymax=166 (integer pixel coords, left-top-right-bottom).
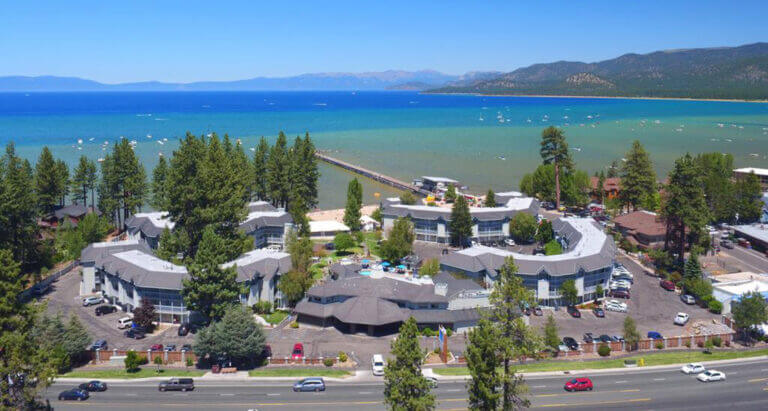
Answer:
xmin=360 ymin=271 xmax=372 ymax=276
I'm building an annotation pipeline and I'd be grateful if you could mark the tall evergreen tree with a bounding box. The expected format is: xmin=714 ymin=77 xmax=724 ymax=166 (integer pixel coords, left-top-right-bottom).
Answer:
xmin=55 ymin=159 xmax=69 ymax=207
xmin=466 ymin=318 xmax=502 ymax=410
xmin=98 ymin=139 xmax=147 ymax=228
xmin=181 ymin=226 xmax=240 ymax=322
xmin=489 ymin=257 xmax=540 ymax=410
xmin=300 ymin=132 xmax=319 ymax=209
xmin=289 ymin=196 xmax=310 ymax=237
xmin=619 ymin=140 xmax=657 ymax=211
xmin=661 ymin=154 xmax=710 ymax=266
xmin=384 ymin=317 xmax=435 ymax=411
xmin=543 ymin=314 xmax=560 ymax=351
xmin=735 ymin=172 xmax=763 ymax=223
xmin=34 ymin=146 xmax=59 ymax=214
xmin=683 ymin=252 xmax=703 ymax=281
xmin=449 ymin=195 xmax=473 ymax=247
xmin=484 ymin=189 xmax=496 ymax=207
xmin=267 ymin=132 xmax=290 ymax=208
xmin=252 ymin=136 xmax=270 ymax=201
xmin=0 ymin=144 xmax=39 ymax=268
xmin=343 ymin=178 xmax=363 ymax=231
xmin=607 ymin=160 xmax=619 ymax=178
xmin=596 ymin=170 xmax=606 ymax=204
xmin=150 ymin=155 xmax=169 ymax=210
xmin=71 ymin=155 xmax=97 ymax=207
xmin=694 ymin=153 xmax=735 ymax=222
xmin=539 ymin=126 xmax=572 ymax=209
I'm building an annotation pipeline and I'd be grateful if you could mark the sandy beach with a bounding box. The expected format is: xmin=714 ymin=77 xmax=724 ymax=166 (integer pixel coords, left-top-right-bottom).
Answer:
xmin=308 ymin=204 xmax=379 ymax=223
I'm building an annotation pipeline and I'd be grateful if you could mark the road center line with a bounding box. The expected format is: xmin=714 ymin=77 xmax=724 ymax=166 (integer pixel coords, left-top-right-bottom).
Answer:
xmin=614 ymin=380 xmax=628 ymax=384
xmin=653 ymin=378 xmax=666 ymax=381
xmin=533 ymin=385 xmax=547 ymax=388
xmin=220 ymin=393 xmax=235 ymax=396
xmin=358 ymin=391 xmax=372 ymax=394
xmin=267 ymin=393 xmax=281 ymax=396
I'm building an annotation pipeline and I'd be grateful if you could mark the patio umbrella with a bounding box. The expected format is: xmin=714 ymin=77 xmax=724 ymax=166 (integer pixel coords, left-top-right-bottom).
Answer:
xmin=381 ymin=262 xmax=391 ymax=267
xmin=397 ymin=265 xmax=406 ymax=269
xmin=362 ymin=259 xmax=370 ymax=264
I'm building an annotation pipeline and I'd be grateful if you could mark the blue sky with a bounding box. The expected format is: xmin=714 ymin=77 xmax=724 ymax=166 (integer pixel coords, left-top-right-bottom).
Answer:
xmin=0 ymin=1 xmax=765 ymax=83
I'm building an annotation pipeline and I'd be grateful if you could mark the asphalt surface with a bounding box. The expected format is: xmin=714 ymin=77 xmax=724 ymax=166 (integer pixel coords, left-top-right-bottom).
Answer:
xmin=46 ymin=358 xmax=768 ymax=410
xmin=720 ymin=246 xmax=768 ymax=273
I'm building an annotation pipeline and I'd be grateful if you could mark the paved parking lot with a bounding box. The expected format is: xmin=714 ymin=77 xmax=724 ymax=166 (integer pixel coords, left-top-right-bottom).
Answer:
xmin=529 ymin=253 xmax=722 ymax=342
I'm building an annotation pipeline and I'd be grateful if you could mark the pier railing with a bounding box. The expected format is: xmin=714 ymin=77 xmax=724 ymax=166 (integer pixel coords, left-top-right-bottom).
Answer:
xmin=314 ymin=152 xmax=431 ymax=197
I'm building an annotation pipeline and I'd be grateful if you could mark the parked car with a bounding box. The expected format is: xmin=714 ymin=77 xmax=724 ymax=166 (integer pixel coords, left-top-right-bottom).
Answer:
xmin=737 ymin=238 xmax=751 ymax=248
xmin=674 ymin=312 xmax=690 ymax=326
xmin=426 ymin=376 xmax=438 ymax=388
xmin=293 ymin=377 xmax=325 ymax=392
xmin=158 ymin=378 xmax=195 ymax=392
xmin=292 ymin=343 xmax=304 ymax=360
xmin=697 ymin=370 xmax=726 ymax=382
xmin=95 ymin=305 xmax=117 ymax=316
xmin=681 ymin=363 xmax=706 ymax=375
xmin=611 ymin=335 xmax=625 ymax=342
xmin=150 ymin=344 xmax=164 ymax=351
xmin=78 ymin=381 xmax=107 ymax=392
xmin=564 ymin=377 xmax=593 ymax=392
xmin=32 ymin=282 xmax=50 ymax=296
xmin=178 ymin=323 xmax=191 ymax=336
xmin=610 ymin=289 xmax=631 ymax=299
xmin=181 ymin=344 xmax=192 ymax=353
xmin=593 ymin=307 xmax=605 ymax=318
xmin=504 ymin=238 xmax=516 ymax=246
xmin=562 ymin=337 xmax=579 ymax=351
xmin=164 ymin=344 xmax=177 ymax=352
xmin=647 ymin=331 xmax=663 ymax=340
xmin=58 ymin=388 xmax=89 ymax=401
xmin=605 ymin=300 xmax=628 ymax=312
xmin=720 ymin=239 xmax=734 ymax=249
xmin=533 ymin=307 xmax=543 ymax=316
xmin=324 ymin=242 xmax=335 ymax=250
xmin=566 ymin=306 xmax=581 ymax=318
xmin=680 ymin=294 xmax=696 ymax=305
xmin=598 ymin=334 xmax=612 ymax=343
xmin=117 ymin=316 xmax=133 ymax=329
xmin=82 ymin=296 xmax=103 ymax=307
xmin=90 ymin=340 xmax=107 ymax=350
xmin=123 ymin=328 xmax=145 ymax=339
xmin=582 ymin=333 xmax=594 ymax=343
xmin=371 ymin=354 xmax=385 ymax=376
xmin=610 ymin=280 xmax=632 ymax=289
xmin=660 ymin=280 xmax=676 ymax=291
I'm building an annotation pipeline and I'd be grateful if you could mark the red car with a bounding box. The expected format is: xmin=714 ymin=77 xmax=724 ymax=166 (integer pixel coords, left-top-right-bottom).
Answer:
xmin=660 ymin=280 xmax=676 ymax=291
xmin=564 ymin=377 xmax=593 ymax=392
xmin=566 ymin=306 xmax=581 ymax=318
xmin=291 ymin=343 xmax=304 ymax=360
xmin=150 ymin=344 xmax=164 ymax=351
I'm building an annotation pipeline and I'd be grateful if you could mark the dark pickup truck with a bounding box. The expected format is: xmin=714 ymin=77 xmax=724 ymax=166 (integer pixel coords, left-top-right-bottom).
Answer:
xmin=158 ymin=378 xmax=194 ymax=392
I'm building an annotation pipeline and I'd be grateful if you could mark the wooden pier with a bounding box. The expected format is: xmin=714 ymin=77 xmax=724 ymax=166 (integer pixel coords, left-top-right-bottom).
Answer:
xmin=314 ymin=152 xmax=430 ymax=196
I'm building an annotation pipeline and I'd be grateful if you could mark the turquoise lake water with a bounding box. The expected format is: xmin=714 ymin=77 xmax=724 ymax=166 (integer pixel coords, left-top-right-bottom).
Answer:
xmin=1 ymin=92 xmax=767 ymax=209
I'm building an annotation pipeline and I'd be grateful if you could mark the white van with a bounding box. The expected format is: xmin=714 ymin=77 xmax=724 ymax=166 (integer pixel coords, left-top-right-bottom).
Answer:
xmin=371 ymin=354 xmax=385 ymax=376
xmin=117 ymin=316 xmax=133 ymax=329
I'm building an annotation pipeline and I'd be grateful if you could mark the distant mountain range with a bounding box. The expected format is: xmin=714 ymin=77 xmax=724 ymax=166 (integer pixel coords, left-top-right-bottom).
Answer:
xmin=430 ymin=42 xmax=768 ymax=100
xmin=0 ymin=70 xmax=499 ymax=92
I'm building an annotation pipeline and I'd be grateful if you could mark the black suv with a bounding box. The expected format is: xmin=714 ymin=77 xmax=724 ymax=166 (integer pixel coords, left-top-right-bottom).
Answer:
xmin=583 ymin=333 xmax=595 ymax=343
xmin=124 ymin=328 xmax=146 ymax=339
xmin=562 ymin=337 xmax=579 ymax=351
xmin=158 ymin=378 xmax=194 ymax=392
xmin=95 ymin=305 xmax=117 ymax=316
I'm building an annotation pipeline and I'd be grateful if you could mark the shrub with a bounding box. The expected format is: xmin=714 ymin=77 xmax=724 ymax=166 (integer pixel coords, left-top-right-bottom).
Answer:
xmin=684 ymin=340 xmax=692 ymax=348
xmin=252 ymin=301 xmax=273 ymax=315
xmin=421 ymin=327 xmax=435 ymax=337
xmin=725 ymin=339 xmax=731 ymax=347
xmin=186 ymin=357 xmax=194 ymax=367
xmin=597 ymin=344 xmax=611 ymax=357
xmin=708 ymin=300 xmax=723 ymax=314
xmin=154 ymin=355 xmax=164 ymax=370
xmin=655 ymin=341 xmax=664 ymax=350
xmin=446 ymin=328 xmax=453 ymax=337
xmin=338 ymin=351 xmax=348 ymax=363
xmin=697 ymin=341 xmax=704 ymax=348
xmin=698 ymin=295 xmax=713 ymax=309
xmin=124 ymin=350 xmax=141 ymax=372
xmin=433 ymin=347 xmax=441 ymax=354
xmin=323 ymin=358 xmax=334 ymax=367
xmin=289 ymin=321 xmax=299 ymax=329
xmin=711 ymin=336 xmax=722 ymax=347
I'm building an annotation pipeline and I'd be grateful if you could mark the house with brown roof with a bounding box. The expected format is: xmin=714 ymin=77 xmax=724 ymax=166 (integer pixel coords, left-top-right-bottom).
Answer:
xmin=613 ymin=210 xmax=666 ymax=249
xmin=590 ymin=176 xmax=621 ymax=202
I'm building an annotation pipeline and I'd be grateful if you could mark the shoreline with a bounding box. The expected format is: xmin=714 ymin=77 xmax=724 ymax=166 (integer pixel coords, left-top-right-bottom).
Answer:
xmin=423 ymin=91 xmax=768 ymax=104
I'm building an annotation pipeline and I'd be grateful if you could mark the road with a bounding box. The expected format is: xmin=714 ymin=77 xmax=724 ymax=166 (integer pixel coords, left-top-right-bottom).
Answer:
xmin=721 ymin=246 xmax=768 ymax=273
xmin=46 ymin=358 xmax=768 ymax=410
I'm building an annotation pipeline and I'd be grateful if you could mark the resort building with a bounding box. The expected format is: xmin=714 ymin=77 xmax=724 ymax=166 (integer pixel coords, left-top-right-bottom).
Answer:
xmin=590 ymin=176 xmax=621 ymax=201
xmin=380 ymin=196 xmax=539 ymax=245
xmin=734 ymin=167 xmax=768 ymax=190
xmin=295 ymin=265 xmax=489 ymax=335
xmin=309 ymin=220 xmax=350 ymax=239
xmin=125 ymin=212 xmax=175 ymax=249
xmin=613 ymin=210 xmax=666 ymax=250
xmin=733 ymin=224 xmax=768 ymax=253
xmin=440 ymin=217 xmax=615 ymax=306
xmin=712 ymin=273 xmax=768 ymax=315
xmin=414 ymin=176 xmax=461 ymax=193
xmin=40 ymin=203 xmax=100 ymax=229
xmin=238 ymin=201 xmax=293 ymax=249
xmin=80 ymin=240 xmax=292 ymax=323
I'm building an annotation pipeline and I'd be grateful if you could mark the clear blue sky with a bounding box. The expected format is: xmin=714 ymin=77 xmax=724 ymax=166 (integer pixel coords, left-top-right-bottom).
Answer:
xmin=1 ymin=0 xmax=765 ymax=83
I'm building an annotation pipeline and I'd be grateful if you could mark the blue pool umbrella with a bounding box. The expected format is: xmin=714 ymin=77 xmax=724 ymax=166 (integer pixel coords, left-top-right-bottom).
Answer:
xmin=381 ymin=262 xmax=391 ymax=267
xmin=397 ymin=265 xmax=406 ymax=269
xmin=362 ymin=259 xmax=370 ymax=264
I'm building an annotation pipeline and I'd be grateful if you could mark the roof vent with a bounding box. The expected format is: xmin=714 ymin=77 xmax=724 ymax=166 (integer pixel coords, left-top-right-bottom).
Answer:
xmin=434 ymin=282 xmax=447 ymax=296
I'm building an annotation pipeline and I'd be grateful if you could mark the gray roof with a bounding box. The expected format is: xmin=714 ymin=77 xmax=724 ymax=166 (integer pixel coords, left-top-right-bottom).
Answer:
xmin=96 ymin=250 xmax=189 ymax=290
xmin=409 ymin=307 xmax=483 ymax=324
xmin=306 ymin=276 xmax=449 ymax=303
xmin=238 ymin=210 xmax=293 ymax=233
xmin=247 ymin=201 xmax=278 ymax=213
xmin=221 ymin=249 xmax=292 ymax=283
xmin=54 ymin=204 xmax=100 ymax=220
xmin=329 ymin=263 xmax=363 ymax=279
xmin=441 ymin=217 xmax=616 ymax=277
xmin=80 ymin=240 xmax=153 ymax=265
xmin=125 ymin=212 xmax=174 ymax=239
xmin=382 ymin=197 xmax=539 ymax=222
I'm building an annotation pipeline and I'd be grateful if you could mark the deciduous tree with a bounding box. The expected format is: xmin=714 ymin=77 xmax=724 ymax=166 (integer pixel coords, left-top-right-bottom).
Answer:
xmin=623 ymin=316 xmax=641 ymax=351
xmin=380 ymin=217 xmax=414 ymax=262
xmin=509 ymin=213 xmax=537 ymax=243
xmin=543 ymin=314 xmax=560 ymax=351
xmin=732 ymin=291 xmax=768 ymax=344
xmin=133 ymin=298 xmax=156 ymax=331
xmin=560 ymin=279 xmax=579 ymax=306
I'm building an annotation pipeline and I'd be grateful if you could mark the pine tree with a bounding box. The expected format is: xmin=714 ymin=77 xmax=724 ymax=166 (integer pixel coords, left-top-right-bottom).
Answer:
xmin=444 ymin=184 xmax=457 ymax=203
xmin=182 ymin=226 xmax=240 ymax=322
xmin=343 ymin=178 xmax=363 ymax=231
xmin=267 ymin=132 xmax=290 ymax=208
xmin=0 ymin=249 xmax=26 ymax=333
xmin=540 ymin=126 xmax=573 ymax=209
xmin=150 ymin=155 xmax=169 ymax=210
xmin=596 ymin=170 xmax=606 ymax=204
xmin=735 ymin=172 xmax=763 ymax=223
xmin=0 ymin=144 xmax=39 ymax=268
xmin=55 ymin=159 xmax=69 ymax=207
xmin=384 ymin=317 xmax=435 ymax=411
xmin=489 ymin=257 xmax=540 ymax=410
xmin=449 ymin=195 xmax=473 ymax=247
xmin=34 ymin=146 xmax=59 ymax=214
xmin=300 ymin=132 xmax=319 ymax=209
xmin=71 ymin=156 xmax=93 ymax=207
xmin=661 ymin=154 xmax=710 ymax=266
xmin=98 ymin=139 xmax=147 ymax=228
xmin=620 ymin=140 xmax=656 ymax=211
xmin=466 ymin=318 xmax=502 ymax=410
xmin=485 ymin=189 xmax=496 ymax=207
xmin=543 ymin=314 xmax=560 ymax=351
xmin=253 ymin=136 xmax=270 ymax=201
xmin=607 ymin=160 xmax=619 ymax=178
xmin=695 ymin=153 xmax=736 ymax=222
xmin=683 ymin=252 xmax=703 ymax=281
xmin=289 ymin=196 xmax=310 ymax=237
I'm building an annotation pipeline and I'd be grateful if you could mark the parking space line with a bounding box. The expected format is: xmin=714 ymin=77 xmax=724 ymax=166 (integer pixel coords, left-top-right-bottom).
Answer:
xmin=267 ymin=393 xmax=281 ymax=396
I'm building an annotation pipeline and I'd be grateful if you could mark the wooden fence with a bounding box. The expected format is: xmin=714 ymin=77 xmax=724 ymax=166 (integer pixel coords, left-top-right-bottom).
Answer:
xmin=89 ymin=349 xmax=197 ymax=364
xmin=546 ymin=332 xmax=734 ymax=358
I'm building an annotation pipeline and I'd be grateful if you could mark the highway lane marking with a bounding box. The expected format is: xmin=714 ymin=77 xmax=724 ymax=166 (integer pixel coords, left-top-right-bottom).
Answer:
xmin=653 ymin=378 xmax=666 ymax=381
xmin=749 ymin=377 xmax=768 ymax=383
xmin=533 ymin=389 xmax=639 ymax=398
xmin=358 ymin=391 xmax=372 ymax=394
xmin=533 ymin=385 xmax=547 ymax=388
xmin=267 ymin=393 xmax=281 ymax=396
xmin=535 ymin=397 xmax=652 ymax=408
xmin=614 ymin=380 xmax=628 ymax=384
xmin=444 ymin=388 xmax=462 ymax=392
xmin=219 ymin=393 xmax=235 ymax=396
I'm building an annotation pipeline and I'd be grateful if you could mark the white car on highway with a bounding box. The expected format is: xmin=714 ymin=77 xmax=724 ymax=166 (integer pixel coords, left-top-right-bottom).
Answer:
xmin=674 ymin=312 xmax=690 ymax=326
xmin=371 ymin=354 xmax=385 ymax=376
xmin=681 ymin=363 xmax=705 ymax=374
xmin=697 ymin=370 xmax=726 ymax=382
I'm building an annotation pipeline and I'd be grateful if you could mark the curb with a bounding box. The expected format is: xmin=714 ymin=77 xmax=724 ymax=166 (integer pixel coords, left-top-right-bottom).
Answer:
xmin=55 ymin=370 xmax=365 ymax=384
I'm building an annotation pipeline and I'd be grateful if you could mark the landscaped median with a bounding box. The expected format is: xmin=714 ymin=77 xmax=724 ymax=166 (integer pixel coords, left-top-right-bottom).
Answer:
xmin=248 ymin=368 xmax=354 ymax=378
xmin=432 ymin=348 xmax=768 ymax=376
xmin=61 ymin=368 xmax=205 ymax=379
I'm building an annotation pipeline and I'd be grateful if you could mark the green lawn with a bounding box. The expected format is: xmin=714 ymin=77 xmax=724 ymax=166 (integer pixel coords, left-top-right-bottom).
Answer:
xmin=264 ymin=310 xmax=289 ymax=325
xmin=248 ymin=368 xmax=353 ymax=378
xmin=61 ymin=368 xmax=205 ymax=379
xmin=433 ymin=348 xmax=768 ymax=376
